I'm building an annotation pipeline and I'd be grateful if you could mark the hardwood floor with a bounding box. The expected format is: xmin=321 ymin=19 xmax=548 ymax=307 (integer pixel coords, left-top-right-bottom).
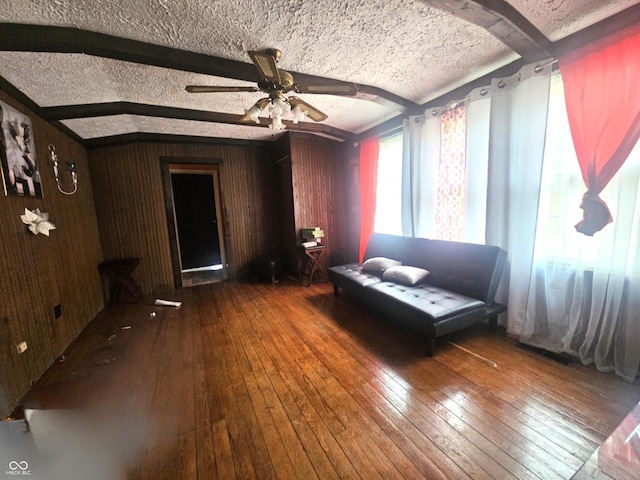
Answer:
xmin=19 ymin=280 xmax=640 ymax=479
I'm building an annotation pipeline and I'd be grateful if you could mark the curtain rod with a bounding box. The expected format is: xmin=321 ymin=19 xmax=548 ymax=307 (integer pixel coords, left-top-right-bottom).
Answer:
xmin=379 ymin=125 xmax=403 ymax=139
xmin=425 ymin=58 xmax=560 ymax=114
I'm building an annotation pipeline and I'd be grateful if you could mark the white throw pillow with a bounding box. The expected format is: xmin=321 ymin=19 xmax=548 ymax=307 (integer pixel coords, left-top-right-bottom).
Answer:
xmin=382 ymin=265 xmax=430 ymax=286
xmin=361 ymin=256 xmax=402 ymax=275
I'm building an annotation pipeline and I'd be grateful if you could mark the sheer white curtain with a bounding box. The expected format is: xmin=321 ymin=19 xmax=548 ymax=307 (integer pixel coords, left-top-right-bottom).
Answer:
xmin=464 ymin=88 xmax=491 ymax=244
xmin=401 ymin=114 xmax=440 ymax=238
xmin=521 ymin=73 xmax=640 ymax=382
xmin=484 ymin=63 xmax=552 ymax=336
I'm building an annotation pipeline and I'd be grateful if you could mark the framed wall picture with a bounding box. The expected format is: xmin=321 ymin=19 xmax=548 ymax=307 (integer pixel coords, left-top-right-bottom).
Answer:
xmin=0 ymin=100 xmax=42 ymax=197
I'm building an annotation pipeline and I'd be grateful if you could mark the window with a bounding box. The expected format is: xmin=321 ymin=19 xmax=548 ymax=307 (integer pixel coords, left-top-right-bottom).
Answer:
xmin=374 ymin=132 xmax=403 ymax=235
xmin=373 ymin=106 xmax=468 ymax=240
xmin=534 ymin=73 xmax=640 ymax=271
xmin=368 ymin=70 xmax=638 ymax=263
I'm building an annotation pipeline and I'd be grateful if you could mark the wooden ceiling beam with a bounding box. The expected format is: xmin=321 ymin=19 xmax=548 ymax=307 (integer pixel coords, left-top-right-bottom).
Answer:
xmin=417 ymin=0 xmax=553 ymax=61
xmin=552 ymin=3 xmax=640 ymax=58
xmin=354 ymin=56 xmax=528 ymax=143
xmin=41 ymin=101 xmax=355 ymax=142
xmin=0 ymin=23 xmax=416 ymax=113
xmin=84 ymin=132 xmax=275 ymax=149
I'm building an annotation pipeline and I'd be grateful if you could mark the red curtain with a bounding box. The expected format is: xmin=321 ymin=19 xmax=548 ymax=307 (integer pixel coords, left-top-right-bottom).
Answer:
xmin=359 ymin=136 xmax=379 ymax=262
xmin=560 ymin=26 xmax=640 ymax=236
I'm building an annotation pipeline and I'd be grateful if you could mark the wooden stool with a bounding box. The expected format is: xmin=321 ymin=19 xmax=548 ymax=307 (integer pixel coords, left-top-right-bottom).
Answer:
xmin=98 ymin=258 xmax=144 ymax=306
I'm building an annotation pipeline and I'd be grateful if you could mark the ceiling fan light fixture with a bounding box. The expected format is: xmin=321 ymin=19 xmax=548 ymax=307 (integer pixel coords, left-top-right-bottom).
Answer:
xmin=245 ymin=104 xmax=263 ymax=124
xmin=269 ymin=115 xmax=285 ymax=130
xmin=271 ymin=103 xmax=283 ymax=118
xmin=291 ymin=105 xmax=306 ymax=124
xmin=275 ymin=96 xmax=291 ymax=111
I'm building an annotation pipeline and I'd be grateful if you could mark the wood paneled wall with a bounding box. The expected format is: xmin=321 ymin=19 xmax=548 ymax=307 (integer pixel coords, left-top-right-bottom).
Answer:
xmin=88 ymin=142 xmax=280 ymax=293
xmin=289 ymin=133 xmax=353 ymax=273
xmin=0 ymin=90 xmax=104 ymax=416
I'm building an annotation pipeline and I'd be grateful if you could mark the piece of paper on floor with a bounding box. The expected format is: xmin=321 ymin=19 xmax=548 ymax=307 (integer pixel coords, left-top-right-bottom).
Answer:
xmin=154 ymin=299 xmax=182 ymax=307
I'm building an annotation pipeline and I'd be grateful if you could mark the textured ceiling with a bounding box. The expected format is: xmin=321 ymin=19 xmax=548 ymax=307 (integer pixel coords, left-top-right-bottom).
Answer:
xmin=0 ymin=52 xmax=399 ymax=134
xmin=0 ymin=0 xmax=639 ymax=143
xmin=509 ymin=0 xmax=639 ymax=41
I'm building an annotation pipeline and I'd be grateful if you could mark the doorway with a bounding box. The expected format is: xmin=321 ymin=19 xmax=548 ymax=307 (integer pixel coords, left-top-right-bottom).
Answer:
xmin=164 ymin=162 xmax=227 ymax=288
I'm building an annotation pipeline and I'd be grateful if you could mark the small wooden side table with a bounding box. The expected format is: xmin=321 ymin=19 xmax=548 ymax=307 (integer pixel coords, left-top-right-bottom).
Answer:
xmin=299 ymin=245 xmax=327 ymax=287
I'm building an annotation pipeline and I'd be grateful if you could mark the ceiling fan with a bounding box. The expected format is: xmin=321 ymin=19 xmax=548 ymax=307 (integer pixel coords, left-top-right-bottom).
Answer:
xmin=185 ymin=48 xmax=358 ymax=129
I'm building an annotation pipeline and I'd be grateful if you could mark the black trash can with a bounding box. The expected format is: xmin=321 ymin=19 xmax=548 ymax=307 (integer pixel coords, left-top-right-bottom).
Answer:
xmin=254 ymin=254 xmax=285 ymax=284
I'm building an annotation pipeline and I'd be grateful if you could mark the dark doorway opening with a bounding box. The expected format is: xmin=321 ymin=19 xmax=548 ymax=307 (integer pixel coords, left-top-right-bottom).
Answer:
xmin=162 ymin=160 xmax=227 ymax=289
xmin=171 ymin=172 xmax=221 ymax=269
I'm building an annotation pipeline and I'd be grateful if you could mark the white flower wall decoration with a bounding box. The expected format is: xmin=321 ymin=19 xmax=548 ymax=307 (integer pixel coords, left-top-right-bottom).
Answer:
xmin=20 ymin=208 xmax=56 ymax=236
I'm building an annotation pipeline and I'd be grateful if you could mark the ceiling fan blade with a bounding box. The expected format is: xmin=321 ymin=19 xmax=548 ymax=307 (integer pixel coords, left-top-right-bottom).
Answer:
xmin=248 ymin=50 xmax=281 ymax=83
xmin=293 ymin=83 xmax=358 ymax=96
xmin=186 ymin=85 xmax=259 ymax=93
xmin=288 ymin=96 xmax=328 ymax=122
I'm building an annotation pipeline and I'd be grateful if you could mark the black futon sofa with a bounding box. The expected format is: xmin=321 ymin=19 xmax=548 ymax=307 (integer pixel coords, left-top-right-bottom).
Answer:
xmin=328 ymin=233 xmax=507 ymax=355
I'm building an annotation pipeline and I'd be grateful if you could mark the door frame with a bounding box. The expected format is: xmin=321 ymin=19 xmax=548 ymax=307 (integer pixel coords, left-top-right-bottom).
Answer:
xmin=160 ymin=157 xmax=225 ymax=289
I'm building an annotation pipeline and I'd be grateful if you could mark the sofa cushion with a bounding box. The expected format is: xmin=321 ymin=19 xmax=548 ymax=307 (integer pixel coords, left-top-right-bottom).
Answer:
xmin=361 ymin=256 xmax=402 ymax=275
xmin=398 ymin=235 xmax=432 ymax=269
xmin=382 ymin=266 xmax=430 ymax=286
xmin=418 ymin=240 xmax=506 ymax=303
xmin=366 ymin=282 xmax=484 ymax=321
